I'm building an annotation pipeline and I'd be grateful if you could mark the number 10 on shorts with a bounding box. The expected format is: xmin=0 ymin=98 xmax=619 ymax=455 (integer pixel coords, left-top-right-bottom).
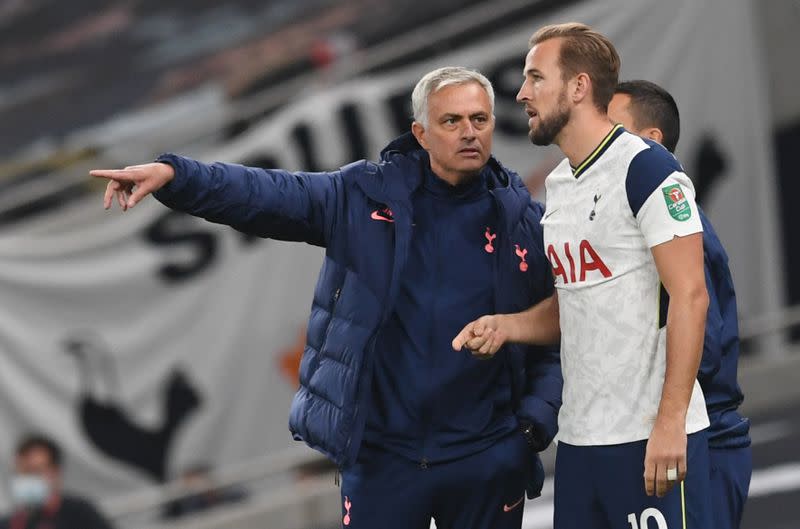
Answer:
xmin=627 ymin=508 xmax=668 ymax=529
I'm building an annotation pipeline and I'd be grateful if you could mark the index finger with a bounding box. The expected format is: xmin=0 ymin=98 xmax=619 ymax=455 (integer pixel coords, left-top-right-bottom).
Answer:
xmin=90 ymin=169 xmax=137 ymax=181
xmin=452 ymin=322 xmax=475 ymax=351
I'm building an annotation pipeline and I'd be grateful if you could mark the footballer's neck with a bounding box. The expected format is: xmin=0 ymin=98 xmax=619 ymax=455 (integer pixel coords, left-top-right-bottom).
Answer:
xmin=556 ymin=111 xmax=617 ymax=169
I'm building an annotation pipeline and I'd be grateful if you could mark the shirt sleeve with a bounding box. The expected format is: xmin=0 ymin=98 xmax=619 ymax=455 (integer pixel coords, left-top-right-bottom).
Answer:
xmin=625 ymin=142 xmax=703 ymax=248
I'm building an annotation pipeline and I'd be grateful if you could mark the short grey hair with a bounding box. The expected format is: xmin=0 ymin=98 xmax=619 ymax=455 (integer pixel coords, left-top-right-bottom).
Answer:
xmin=411 ymin=66 xmax=495 ymax=128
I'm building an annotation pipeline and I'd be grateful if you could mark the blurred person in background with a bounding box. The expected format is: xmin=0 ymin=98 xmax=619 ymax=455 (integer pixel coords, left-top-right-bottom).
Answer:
xmin=608 ymin=79 xmax=752 ymax=529
xmin=454 ymin=23 xmax=712 ymax=529
xmin=0 ymin=434 xmax=114 ymax=529
xmin=90 ymin=66 xmax=561 ymax=529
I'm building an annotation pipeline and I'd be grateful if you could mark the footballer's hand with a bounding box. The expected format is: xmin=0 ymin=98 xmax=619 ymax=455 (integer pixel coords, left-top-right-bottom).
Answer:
xmin=643 ymin=418 xmax=687 ymax=498
xmin=91 ymin=163 xmax=175 ymax=211
xmin=452 ymin=314 xmax=510 ymax=359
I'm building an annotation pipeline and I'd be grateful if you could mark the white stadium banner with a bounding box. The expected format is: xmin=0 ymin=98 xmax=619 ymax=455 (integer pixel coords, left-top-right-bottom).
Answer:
xmin=0 ymin=0 xmax=781 ymax=509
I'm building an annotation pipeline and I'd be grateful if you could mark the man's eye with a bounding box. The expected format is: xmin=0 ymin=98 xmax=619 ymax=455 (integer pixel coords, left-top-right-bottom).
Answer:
xmin=445 ymin=118 xmax=457 ymax=124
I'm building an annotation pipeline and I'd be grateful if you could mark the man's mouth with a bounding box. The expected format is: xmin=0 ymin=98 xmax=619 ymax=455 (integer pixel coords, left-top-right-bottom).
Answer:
xmin=459 ymin=147 xmax=481 ymax=157
xmin=527 ymin=109 xmax=539 ymax=128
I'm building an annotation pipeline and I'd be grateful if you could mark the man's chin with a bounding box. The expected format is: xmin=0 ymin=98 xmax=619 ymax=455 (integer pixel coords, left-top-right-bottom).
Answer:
xmin=529 ymin=129 xmax=553 ymax=146
xmin=458 ymin=157 xmax=488 ymax=171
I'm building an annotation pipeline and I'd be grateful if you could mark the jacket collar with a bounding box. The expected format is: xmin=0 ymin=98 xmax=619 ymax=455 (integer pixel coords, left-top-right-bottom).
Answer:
xmin=378 ymin=131 xmax=423 ymax=161
xmin=350 ymin=133 xmax=531 ymax=235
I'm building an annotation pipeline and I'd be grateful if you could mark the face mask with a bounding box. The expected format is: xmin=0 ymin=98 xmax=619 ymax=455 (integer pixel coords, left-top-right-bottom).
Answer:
xmin=10 ymin=475 xmax=50 ymax=507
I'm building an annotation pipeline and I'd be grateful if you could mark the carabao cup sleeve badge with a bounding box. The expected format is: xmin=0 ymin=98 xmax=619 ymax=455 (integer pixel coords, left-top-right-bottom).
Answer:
xmin=661 ymin=184 xmax=692 ymax=221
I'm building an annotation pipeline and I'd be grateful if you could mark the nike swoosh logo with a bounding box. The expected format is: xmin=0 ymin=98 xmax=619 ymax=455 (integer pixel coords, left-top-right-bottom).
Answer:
xmin=503 ymin=495 xmax=525 ymax=512
xmin=370 ymin=210 xmax=394 ymax=223
xmin=543 ymin=208 xmax=560 ymax=220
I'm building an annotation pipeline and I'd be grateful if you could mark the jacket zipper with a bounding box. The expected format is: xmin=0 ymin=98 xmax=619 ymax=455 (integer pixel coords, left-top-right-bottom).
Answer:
xmin=490 ymin=193 xmax=521 ymax=410
xmin=420 ymin=200 xmax=439 ymax=469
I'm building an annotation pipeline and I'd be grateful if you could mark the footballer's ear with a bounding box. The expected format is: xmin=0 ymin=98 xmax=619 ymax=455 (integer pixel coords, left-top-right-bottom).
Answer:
xmin=641 ymin=127 xmax=664 ymax=146
xmin=571 ymin=72 xmax=591 ymax=105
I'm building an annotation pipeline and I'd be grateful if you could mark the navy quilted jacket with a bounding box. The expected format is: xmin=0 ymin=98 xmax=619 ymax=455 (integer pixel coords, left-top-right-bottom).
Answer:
xmin=153 ymin=133 xmax=562 ymax=483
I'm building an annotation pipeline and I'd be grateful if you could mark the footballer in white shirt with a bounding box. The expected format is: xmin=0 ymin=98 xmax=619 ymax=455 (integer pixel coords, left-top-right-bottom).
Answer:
xmin=453 ymin=23 xmax=712 ymax=529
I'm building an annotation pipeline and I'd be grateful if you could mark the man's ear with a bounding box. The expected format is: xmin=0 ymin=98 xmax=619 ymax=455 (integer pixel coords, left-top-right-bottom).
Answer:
xmin=412 ymin=121 xmax=428 ymax=150
xmin=640 ymin=127 xmax=664 ymax=145
xmin=571 ymin=73 xmax=591 ymax=105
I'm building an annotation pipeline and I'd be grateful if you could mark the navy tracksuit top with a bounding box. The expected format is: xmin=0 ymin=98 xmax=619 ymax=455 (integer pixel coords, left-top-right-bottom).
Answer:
xmin=151 ymin=132 xmax=563 ymax=478
xmin=364 ymin=163 xmax=516 ymax=464
xmin=698 ymin=210 xmax=750 ymax=448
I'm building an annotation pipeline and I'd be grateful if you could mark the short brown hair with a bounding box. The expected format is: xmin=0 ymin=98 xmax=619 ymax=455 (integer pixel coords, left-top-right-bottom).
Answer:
xmin=16 ymin=434 xmax=62 ymax=468
xmin=530 ymin=22 xmax=620 ymax=113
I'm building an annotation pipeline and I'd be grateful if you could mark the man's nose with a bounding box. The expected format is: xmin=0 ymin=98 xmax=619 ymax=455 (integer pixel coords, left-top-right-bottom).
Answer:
xmin=461 ymin=120 xmax=477 ymax=139
xmin=516 ymin=84 xmax=528 ymax=103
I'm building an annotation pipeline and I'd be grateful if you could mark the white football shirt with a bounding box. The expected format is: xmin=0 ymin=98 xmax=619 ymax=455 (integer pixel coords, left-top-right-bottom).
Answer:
xmin=542 ymin=125 xmax=710 ymax=446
